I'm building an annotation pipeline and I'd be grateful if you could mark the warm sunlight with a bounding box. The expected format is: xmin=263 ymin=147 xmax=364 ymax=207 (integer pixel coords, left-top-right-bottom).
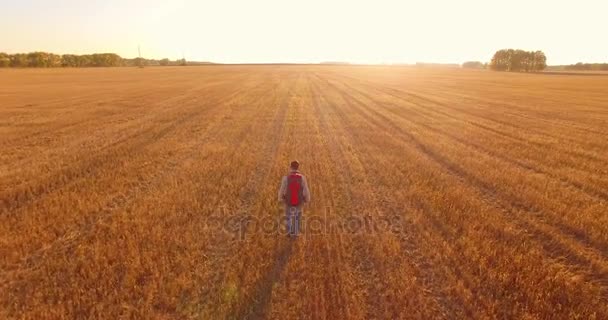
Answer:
xmin=1 ymin=0 xmax=606 ymax=64
xmin=3 ymin=0 xmax=608 ymax=318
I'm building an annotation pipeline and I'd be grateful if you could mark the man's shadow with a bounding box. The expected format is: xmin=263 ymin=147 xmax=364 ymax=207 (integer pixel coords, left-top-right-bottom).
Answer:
xmin=233 ymin=237 xmax=295 ymax=319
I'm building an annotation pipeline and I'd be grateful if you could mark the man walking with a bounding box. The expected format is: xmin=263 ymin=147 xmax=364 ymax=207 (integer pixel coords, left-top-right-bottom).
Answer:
xmin=278 ymin=160 xmax=311 ymax=237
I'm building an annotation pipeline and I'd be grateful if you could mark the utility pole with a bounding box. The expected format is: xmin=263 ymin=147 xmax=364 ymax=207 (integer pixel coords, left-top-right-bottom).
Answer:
xmin=137 ymin=45 xmax=144 ymax=68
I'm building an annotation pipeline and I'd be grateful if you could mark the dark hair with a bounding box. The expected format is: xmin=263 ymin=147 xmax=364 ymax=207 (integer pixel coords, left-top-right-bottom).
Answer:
xmin=290 ymin=160 xmax=300 ymax=170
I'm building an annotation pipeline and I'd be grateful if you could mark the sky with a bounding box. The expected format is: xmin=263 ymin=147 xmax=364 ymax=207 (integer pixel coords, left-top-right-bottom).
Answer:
xmin=1 ymin=0 xmax=606 ymax=65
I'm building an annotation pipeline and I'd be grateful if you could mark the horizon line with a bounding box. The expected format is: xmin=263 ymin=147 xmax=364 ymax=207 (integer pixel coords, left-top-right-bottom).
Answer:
xmin=2 ymin=51 xmax=607 ymax=66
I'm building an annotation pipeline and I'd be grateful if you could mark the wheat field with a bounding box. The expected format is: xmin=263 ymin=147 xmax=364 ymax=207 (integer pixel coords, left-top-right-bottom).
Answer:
xmin=1 ymin=66 xmax=607 ymax=319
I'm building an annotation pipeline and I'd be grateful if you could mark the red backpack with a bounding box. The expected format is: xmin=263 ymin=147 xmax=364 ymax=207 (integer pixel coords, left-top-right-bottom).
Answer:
xmin=286 ymin=173 xmax=304 ymax=206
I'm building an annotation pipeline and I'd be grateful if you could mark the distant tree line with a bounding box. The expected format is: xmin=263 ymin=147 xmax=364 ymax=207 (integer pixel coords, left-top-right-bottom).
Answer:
xmin=319 ymin=61 xmax=351 ymax=65
xmin=564 ymin=63 xmax=608 ymax=71
xmin=0 ymin=52 xmax=190 ymax=68
xmin=489 ymin=49 xmax=547 ymax=72
xmin=415 ymin=62 xmax=460 ymax=68
xmin=462 ymin=61 xmax=486 ymax=69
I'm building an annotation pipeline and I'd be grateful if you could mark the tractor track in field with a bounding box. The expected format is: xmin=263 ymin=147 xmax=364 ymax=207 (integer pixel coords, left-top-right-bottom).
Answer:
xmin=311 ymin=75 xmax=455 ymax=319
xmin=198 ymin=77 xmax=292 ymax=319
xmin=302 ymin=77 xmax=359 ymax=319
xmin=0 ymin=85 xmax=278 ymax=318
xmin=235 ymin=76 xmax=362 ymax=319
xmin=227 ymin=75 xmax=359 ymax=320
xmin=315 ymin=78 xmax=384 ymax=316
xmin=367 ymin=81 xmax=608 ymax=177
xmin=339 ymin=79 xmax=608 ymax=204
xmin=331 ymin=73 xmax=608 ymax=169
xmin=1 ymin=81 xmax=262 ymax=214
xmin=3 ymin=67 xmax=608 ymax=318
xmin=323 ymin=77 xmax=573 ymax=317
xmin=324 ymin=76 xmax=608 ymax=302
xmin=0 ymin=82 xmax=268 ymax=269
xmin=0 ymin=84 xmax=216 ymax=148
xmin=347 ymin=75 xmax=608 ymax=170
xmin=0 ymin=82 xmax=268 ymax=279
xmin=415 ymin=83 xmax=608 ymax=137
xmin=328 ymin=77 xmax=608 ymax=249
xmin=0 ymin=79 xmax=231 ymax=178
xmin=313 ymin=75 xmax=471 ymax=318
xmin=339 ymin=78 xmax=608 ymax=258
xmin=338 ymin=74 xmax=604 ymax=145
xmin=151 ymin=88 xmax=285 ymax=316
xmin=310 ymin=78 xmax=403 ymax=318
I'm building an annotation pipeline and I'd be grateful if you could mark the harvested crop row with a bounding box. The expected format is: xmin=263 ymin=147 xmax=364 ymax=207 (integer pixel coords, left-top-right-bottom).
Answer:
xmin=1 ymin=66 xmax=606 ymax=319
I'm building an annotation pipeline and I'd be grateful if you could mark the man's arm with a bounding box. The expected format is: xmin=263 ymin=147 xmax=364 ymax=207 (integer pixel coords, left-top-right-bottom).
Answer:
xmin=278 ymin=176 xmax=287 ymax=202
xmin=302 ymin=176 xmax=311 ymax=203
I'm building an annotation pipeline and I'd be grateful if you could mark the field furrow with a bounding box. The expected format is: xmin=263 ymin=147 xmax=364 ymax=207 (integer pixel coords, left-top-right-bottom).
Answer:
xmin=1 ymin=66 xmax=607 ymax=319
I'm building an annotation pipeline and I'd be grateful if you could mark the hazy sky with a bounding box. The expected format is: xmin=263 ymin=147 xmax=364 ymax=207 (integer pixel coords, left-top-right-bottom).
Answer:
xmin=1 ymin=0 xmax=606 ymax=64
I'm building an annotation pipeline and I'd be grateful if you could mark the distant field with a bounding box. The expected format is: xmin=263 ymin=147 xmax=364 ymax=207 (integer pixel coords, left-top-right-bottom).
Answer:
xmin=542 ymin=70 xmax=608 ymax=76
xmin=1 ymin=66 xmax=607 ymax=319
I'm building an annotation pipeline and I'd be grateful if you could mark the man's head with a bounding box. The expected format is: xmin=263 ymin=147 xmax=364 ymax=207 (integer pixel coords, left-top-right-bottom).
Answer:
xmin=290 ymin=160 xmax=300 ymax=171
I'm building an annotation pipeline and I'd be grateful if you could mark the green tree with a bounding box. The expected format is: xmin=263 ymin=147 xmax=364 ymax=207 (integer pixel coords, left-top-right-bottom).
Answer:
xmin=490 ymin=49 xmax=546 ymax=72
xmin=134 ymin=57 xmax=146 ymax=67
xmin=61 ymin=54 xmax=78 ymax=67
xmin=48 ymin=53 xmax=62 ymax=67
xmin=566 ymin=63 xmax=608 ymax=71
xmin=159 ymin=58 xmax=170 ymax=66
xmin=533 ymin=51 xmax=547 ymax=71
xmin=78 ymin=55 xmax=92 ymax=67
xmin=27 ymin=52 xmax=45 ymax=67
xmin=489 ymin=49 xmax=509 ymax=71
xmin=462 ymin=61 xmax=484 ymax=69
xmin=0 ymin=53 xmax=10 ymax=67
xmin=10 ymin=53 xmax=28 ymax=67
